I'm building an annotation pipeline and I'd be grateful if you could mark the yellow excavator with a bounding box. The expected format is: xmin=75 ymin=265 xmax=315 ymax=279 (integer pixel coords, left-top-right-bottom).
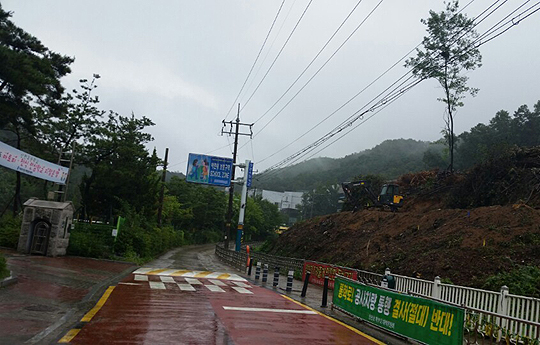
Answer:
xmin=341 ymin=180 xmax=404 ymax=212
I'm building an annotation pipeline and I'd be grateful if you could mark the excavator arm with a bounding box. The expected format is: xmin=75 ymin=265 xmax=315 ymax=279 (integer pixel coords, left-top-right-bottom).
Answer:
xmin=342 ymin=181 xmax=380 ymax=212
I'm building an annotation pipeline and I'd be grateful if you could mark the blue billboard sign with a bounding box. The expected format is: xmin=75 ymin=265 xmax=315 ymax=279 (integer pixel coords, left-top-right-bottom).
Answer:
xmin=186 ymin=153 xmax=233 ymax=187
xmin=246 ymin=162 xmax=254 ymax=188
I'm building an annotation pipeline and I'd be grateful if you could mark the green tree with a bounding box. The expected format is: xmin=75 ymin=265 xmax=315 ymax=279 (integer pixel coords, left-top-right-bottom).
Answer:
xmin=253 ymin=196 xmax=282 ymax=239
xmin=79 ymin=113 xmax=158 ymax=221
xmin=0 ymin=5 xmax=73 ymax=214
xmin=455 ymin=101 xmax=540 ymax=169
xmin=299 ymin=183 xmax=340 ymax=218
xmin=166 ymin=177 xmax=227 ymax=243
xmin=405 ymin=0 xmax=482 ymax=172
xmin=37 ymin=76 xmax=104 ymax=156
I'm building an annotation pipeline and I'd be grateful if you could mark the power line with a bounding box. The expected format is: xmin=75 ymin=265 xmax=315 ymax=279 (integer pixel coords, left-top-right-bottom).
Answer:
xmin=252 ymin=0 xmax=366 ymax=125
xmin=224 ymin=0 xmax=286 ymax=121
xmin=256 ymin=0 xmax=534 ymax=182
xmin=260 ymin=73 xmax=420 ymax=177
xmin=240 ymin=0 xmax=314 ymax=112
xmin=167 ymin=143 xmax=232 ymax=169
xmin=242 ymin=0 xmax=300 ymax=99
xmin=473 ymin=1 xmax=539 ymax=46
xmin=253 ymin=0 xmax=385 ymax=135
xmin=250 ymin=0 xmax=481 ymax=163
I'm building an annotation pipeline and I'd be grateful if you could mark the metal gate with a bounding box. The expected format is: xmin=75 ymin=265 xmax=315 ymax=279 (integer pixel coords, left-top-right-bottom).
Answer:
xmin=31 ymin=221 xmax=50 ymax=255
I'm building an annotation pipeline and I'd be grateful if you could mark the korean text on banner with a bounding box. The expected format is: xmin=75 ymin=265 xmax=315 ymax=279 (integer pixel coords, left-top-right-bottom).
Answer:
xmin=333 ymin=276 xmax=464 ymax=345
xmin=303 ymin=261 xmax=357 ymax=289
xmin=0 ymin=141 xmax=69 ymax=184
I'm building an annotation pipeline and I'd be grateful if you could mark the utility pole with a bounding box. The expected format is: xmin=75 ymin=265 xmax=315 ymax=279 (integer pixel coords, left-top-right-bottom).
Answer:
xmin=157 ymin=147 xmax=169 ymax=227
xmin=235 ymin=159 xmax=251 ymax=251
xmin=221 ymin=104 xmax=253 ymax=249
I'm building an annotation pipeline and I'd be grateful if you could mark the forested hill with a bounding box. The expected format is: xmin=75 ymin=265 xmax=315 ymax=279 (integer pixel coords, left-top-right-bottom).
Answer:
xmin=253 ymin=139 xmax=436 ymax=192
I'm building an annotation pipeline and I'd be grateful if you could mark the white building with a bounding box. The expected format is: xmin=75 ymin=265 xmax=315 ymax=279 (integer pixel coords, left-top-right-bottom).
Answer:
xmin=250 ymin=189 xmax=303 ymax=211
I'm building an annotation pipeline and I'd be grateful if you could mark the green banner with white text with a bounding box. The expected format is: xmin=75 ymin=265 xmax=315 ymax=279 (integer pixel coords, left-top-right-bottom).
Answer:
xmin=333 ymin=276 xmax=464 ymax=345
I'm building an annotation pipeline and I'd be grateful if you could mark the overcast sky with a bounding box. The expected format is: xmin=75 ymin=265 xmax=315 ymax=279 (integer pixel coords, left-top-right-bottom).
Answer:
xmin=4 ymin=1 xmax=539 ymax=174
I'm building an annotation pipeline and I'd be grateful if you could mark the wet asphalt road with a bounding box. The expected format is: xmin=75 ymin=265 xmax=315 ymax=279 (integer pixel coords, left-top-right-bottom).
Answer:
xmin=145 ymin=243 xmax=234 ymax=272
xmin=61 ymin=244 xmax=383 ymax=344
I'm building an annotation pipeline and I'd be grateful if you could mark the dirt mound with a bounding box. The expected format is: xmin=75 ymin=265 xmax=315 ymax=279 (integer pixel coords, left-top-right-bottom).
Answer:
xmin=268 ymin=146 xmax=540 ymax=289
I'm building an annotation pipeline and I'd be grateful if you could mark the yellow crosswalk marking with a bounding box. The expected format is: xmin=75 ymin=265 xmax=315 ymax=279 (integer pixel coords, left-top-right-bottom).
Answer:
xmin=194 ymin=271 xmax=212 ymax=278
xmin=170 ymin=270 xmax=190 ymax=276
xmin=134 ymin=268 xmax=245 ymax=281
xmin=146 ymin=269 xmax=169 ymax=275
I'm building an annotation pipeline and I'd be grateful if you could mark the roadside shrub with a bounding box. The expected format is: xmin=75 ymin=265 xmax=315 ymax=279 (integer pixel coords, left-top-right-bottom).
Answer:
xmin=0 ymin=254 xmax=9 ymax=279
xmin=482 ymin=266 xmax=540 ymax=298
xmin=0 ymin=214 xmax=22 ymax=249
xmin=67 ymin=222 xmax=115 ymax=258
xmin=69 ymin=219 xmax=184 ymax=263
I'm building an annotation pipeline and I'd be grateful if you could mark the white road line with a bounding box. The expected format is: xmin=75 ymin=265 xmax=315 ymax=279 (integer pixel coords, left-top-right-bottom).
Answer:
xmin=205 ymin=285 xmax=225 ymax=292
xmin=177 ymin=284 xmax=196 ymax=291
xmin=118 ymin=282 xmax=142 ymax=286
xmin=134 ymin=275 xmax=148 ymax=281
xmin=185 ymin=278 xmax=202 ymax=285
xmin=231 ymin=286 xmax=252 ymax=294
xmin=209 ymin=279 xmax=227 ymax=286
xmin=160 ymin=276 xmax=176 ymax=283
xmin=232 ymin=281 xmax=251 ymax=288
xmin=132 ymin=268 xmax=153 ymax=274
xmin=223 ymin=306 xmax=317 ymax=314
xmin=149 ymin=282 xmax=166 ymax=290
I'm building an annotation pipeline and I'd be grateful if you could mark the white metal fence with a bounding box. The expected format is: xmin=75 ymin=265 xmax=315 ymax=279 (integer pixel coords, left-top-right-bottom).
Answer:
xmin=215 ymin=244 xmax=540 ymax=342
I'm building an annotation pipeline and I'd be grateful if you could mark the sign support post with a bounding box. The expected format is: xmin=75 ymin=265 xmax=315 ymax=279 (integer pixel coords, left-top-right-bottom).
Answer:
xmin=235 ymin=160 xmax=250 ymax=251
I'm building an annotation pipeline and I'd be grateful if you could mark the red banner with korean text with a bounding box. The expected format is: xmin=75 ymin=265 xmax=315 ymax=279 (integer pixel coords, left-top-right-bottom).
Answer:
xmin=302 ymin=261 xmax=358 ymax=289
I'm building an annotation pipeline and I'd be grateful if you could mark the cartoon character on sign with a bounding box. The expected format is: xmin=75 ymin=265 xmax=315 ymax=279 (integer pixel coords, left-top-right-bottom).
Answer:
xmin=201 ymin=159 xmax=209 ymax=182
xmin=188 ymin=159 xmax=199 ymax=180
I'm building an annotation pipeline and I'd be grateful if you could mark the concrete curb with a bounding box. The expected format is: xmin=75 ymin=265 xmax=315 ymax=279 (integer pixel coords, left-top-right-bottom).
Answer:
xmin=81 ymin=265 xmax=138 ymax=303
xmin=0 ymin=270 xmax=17 ymax=288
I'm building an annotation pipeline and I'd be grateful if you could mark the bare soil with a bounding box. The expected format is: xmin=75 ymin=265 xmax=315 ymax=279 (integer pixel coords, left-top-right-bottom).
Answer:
xmin=268 ymin=147 xmax=540 ymax=289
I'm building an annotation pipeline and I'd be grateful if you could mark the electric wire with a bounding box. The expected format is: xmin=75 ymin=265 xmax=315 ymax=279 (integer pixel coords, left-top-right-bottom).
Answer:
xmin=252 ymin=0 xmax=366 ymax=125
xmin=249 ymin=0 xmax=480 ymax=164
xmin=255 ymin=0 xmax=534 ymax=181
xmin=224 ymin=0 xmax=286 ymax=121
xmin=243 ymin=0 xmax=300 ymax=99
xmin=167 ymin=143 xmax=232 ymax=169
xmin=306 ymin=2 xmax=540 ymax=167
xmin=473 ymin=1 xmax=539 ymax=46
xmin=260 ymin=73 xmax=420 ymax=178
xmin=253 ymin=0 xmax=385 ymax=135
xmin=240 ymin=0 xmax=314 ymax=112
xmin=255 ymin=0 xmax=484 ymax=172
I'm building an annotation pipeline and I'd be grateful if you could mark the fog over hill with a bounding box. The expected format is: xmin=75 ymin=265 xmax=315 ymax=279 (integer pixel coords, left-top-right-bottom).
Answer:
xmin=253 ymin=138 xmax=440 ymax=192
